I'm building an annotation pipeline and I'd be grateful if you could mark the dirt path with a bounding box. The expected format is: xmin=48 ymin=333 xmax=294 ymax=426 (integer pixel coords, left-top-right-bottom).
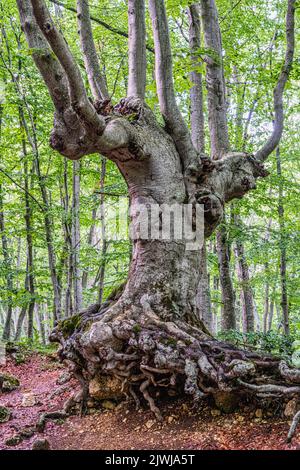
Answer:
xmin=0 ymin=354 xmax=299 ymax=450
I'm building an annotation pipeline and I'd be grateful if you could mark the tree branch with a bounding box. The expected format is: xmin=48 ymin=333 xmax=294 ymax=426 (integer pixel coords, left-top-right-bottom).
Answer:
xmin=255 ymin=0 xmax=296 ymax=162
xmin=128 ymin=0 xmax=146 ymax=98
xmin=148 ymin=0 xmax=199 ymax=174
xmin=76 ymin=0 xmax=109 ymax=100
xmin=200 ymin=0 xmax=229 ymax=159
xmin=188 ymin=4 xmax=205 ymax=154
xmin=30 ymin=0 xmax=105 ymax=134
xmin=49 ymin=0 xmax=155 ymax=53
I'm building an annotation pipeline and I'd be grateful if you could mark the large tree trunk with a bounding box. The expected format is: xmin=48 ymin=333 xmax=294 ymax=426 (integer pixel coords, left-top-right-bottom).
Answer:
xmin=17 ymin=0 xmax=299 ymax=437
xmin=49 ymin=102 xmax=298 ymax=421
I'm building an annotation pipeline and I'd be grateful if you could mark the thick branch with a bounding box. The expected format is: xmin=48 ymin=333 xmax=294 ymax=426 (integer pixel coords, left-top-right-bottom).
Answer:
xmin=255 ymin=0 xmax=296 ymax=162
xmin=16 ymin=0 xmax=69 ymax=113
xmin=30 ymin=0 xmax=105 ymax=134
xmin=188 ymin=4 xmax=205 ymax=154
xmin=200 ymin=0 xmax=229 ymax=159
xmin=128 ymin=0 xmax=147 ymax=98
xmin=76 ymin=0 xmax=109 ymax=100
xmin=148 ymin=0 xmax=199 ymax=174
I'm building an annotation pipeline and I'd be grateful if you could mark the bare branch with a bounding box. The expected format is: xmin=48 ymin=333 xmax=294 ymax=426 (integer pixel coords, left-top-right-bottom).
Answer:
xmin=30 ymin=0 xmax=105 ymax=134
xmin=255 ymin=0 xmax=296 ymax=162
xmin=49 ymin=0 xmax=155 ymax=53
xmin=77 ymin=0 xmax=109 ymax=100
xmin=148 ymin=0 xmax=199 ymax=174
xmin=200 ymin=0 xmax=229 ymax=159
xmin=188 ymin=4 xmax=205 ymax=154
xmin=128 ymin=0 xmax=146 ymax=98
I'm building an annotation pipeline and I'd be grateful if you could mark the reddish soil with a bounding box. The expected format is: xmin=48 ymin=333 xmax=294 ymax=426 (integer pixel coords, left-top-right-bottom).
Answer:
xmin=0 ymin=353 xmax=299 ymax=450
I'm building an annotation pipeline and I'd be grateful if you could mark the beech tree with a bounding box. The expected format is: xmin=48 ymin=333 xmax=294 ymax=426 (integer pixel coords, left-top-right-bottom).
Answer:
xmin=15 ymin=0 xmax=300 ymax=434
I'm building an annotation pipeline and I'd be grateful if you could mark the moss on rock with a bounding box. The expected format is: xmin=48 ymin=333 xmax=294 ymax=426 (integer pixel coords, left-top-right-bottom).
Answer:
xmin=0 ymin=405 xmax=11 ymax=423
xmin=89 ymin=375 xmax=124 ymax=401
xmin=0 ymin=373 xmax=20 ymax=392
xmin=57 ymin=314 xmax=82 ymax=338
xmin=213 ymin=391 xmax=239 ymax=414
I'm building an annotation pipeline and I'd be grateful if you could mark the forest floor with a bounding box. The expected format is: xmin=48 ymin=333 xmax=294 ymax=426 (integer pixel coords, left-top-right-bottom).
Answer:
xmin=0 ymin=352 xmax=299 ymax=450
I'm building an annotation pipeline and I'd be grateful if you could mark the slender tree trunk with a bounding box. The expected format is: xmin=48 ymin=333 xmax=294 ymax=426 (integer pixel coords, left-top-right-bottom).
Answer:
xmin=217 ymin=223 xmax=236 ymax=331
xmin=72 ymin=160 xmax=83 ymax=311
xmin=35 ymin=304 xmax=46 ymax=345
xmin=97 ymin=158 xmax=107 ymax=304
xmin=276 ymin=146 xmax=289 ymax=334
xmin=14 ymin=307 xmax=27 ymax=341
xmin=60 ymin=159 xmax=73 ymax=317
xmin=268 ymin=295 xmax=275 ymax=332
xmin=196 ymin=244 xmax=212 ymax=331
xmin=21 ymin=128 xmax=35 ymax=341
xmin=234 ymin=224 xmax=255 ymax=332
xmin=82 ymin=205 xmax=97 ymax=290
xmin=263 ymin=282 xmax=269 ymax=334
xmin=0 ymin=186 xmax=13 ymax=341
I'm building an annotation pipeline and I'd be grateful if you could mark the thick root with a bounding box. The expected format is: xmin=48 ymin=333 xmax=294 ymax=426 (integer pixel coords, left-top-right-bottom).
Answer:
xmin=50 ymin=296 xmax=300 ymax=442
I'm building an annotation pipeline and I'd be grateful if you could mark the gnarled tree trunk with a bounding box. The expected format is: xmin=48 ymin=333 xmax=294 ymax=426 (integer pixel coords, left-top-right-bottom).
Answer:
xmin=16 ymin=0 xmax=299 ymax=436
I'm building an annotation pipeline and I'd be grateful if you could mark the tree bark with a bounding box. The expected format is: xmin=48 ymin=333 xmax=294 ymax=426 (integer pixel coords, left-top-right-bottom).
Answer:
xmin=276 ymin=147 xmax=289 ymax=335
xmin=72 ymin=160 xmax=83 ymax=312
xmin=196 ymin=244 xmax=212 ymax=331
xmin=234 ymin=217 xmax=255 ymax=333
xmin=217 ymin=223 xmax=236 ymax=331
xmin=0 ymin=186 xmax=13 ymax=341
xmin=21 ymin=124 xmax=35 ymax=341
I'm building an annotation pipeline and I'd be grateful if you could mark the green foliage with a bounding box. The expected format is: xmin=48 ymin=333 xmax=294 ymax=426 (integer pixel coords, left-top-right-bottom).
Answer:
xmin=217 ymin=330 xmax=296 ymax=359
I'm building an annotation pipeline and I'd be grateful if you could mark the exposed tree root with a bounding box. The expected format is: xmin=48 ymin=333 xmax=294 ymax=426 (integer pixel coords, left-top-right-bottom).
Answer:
xmin=37 ymin=411 xmax=68 ymax=432
xmin=50 ymin=294 xmax=300 ymax=442
xmin=287 ymin=410 xmax=300 ymax=443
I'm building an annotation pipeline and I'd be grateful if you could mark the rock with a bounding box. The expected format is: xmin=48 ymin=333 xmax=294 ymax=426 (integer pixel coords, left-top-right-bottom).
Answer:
xmin=89 ymin=375 xmax=123 ymax=401
xmin=21 ymin=392 xmax=36 ymax=407
xmin=19 ymin=427 xmax=36 ymax=439
xmin=255 ymin=408 xmax=263 ymax=419
xmin=167 ymin=416 xmax=174 ymax=423
xmin=181 ymin=403 xmax=189 ymax=413
xmin=56 ymin=371 xmax=72 ymax=385
xmin=145 ymin=419 xmax=155 ymax=429
xmin=32 ymin=438 xmax=51 ymax=450
xmin=0 ymin=373 xmax=20 ymax=392
xmin=5 ymin=435 xmax=23 ymax=446
xmin=11 ymin=352 xmax=26 ymax=365
xmin=101 ymin=400 xmax=116 ymax=410
xmin=236 ymin=415 xmax=245 ymax=422
xmin=211 ymin=409 xmax=221 ymax=417
xmin=284 ymin=398 xmax=300 ymax=418
xmin=214 ymin=391 xmax=239 ymax=414
xmin=0 ymin=405 xmax=11 ymax=423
